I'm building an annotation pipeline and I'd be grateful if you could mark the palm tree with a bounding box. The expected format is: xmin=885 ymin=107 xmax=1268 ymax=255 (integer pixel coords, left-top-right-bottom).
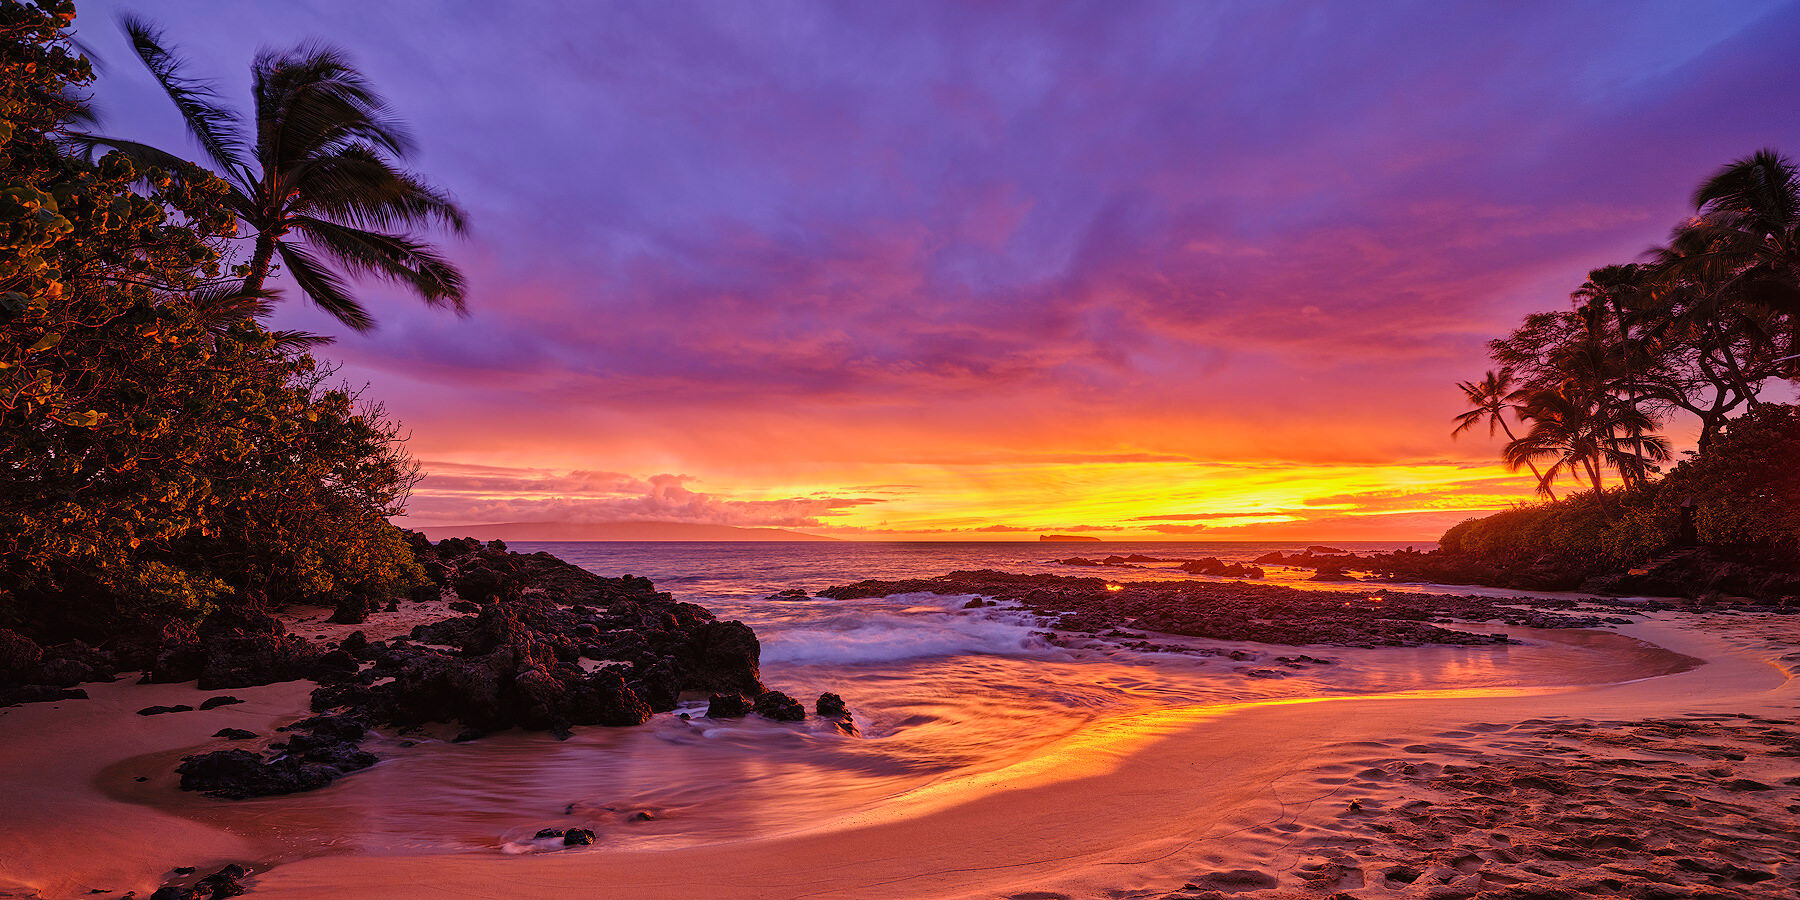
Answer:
xmin=1647 ymin=149 xmax=1800 ymax=401
xmin=1501 ymin=390 xmax=1671 ymax=511
xmin=80 ymin=18 xmax=467 ymax=332
xmin=1691 ymin=149 xmax=1800 ymax=381
xmin=1452 ymin=369 xmax=1553 ymax=498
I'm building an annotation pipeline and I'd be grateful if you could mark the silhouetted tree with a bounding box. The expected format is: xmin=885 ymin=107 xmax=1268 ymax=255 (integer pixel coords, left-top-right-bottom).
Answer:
xmin=79 ymin=17 xmax=467 ymax=331
xmin=1452 ymin=369 xmax=1553 ymax=498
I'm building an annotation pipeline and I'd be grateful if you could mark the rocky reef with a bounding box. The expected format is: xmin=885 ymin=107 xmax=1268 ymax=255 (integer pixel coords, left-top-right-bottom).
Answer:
xmin=1260 ymin=545 xmax=1800 ymax=606
xmin=7 ymin=534 xmax=845 ymax=800
xmin=820 ymin=570 xmax=1639 ymax=646
xmin=1051 ymin=555 xmax=1265 ymax=579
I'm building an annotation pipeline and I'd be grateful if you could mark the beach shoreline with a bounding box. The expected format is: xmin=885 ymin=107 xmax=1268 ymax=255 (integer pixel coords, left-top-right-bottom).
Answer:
xmin=2 ymin=601 xmax=1793 ymax=899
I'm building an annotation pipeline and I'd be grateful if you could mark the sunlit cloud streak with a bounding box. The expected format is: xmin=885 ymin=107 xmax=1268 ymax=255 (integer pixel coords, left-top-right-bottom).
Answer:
xmin=75 ymin=0 xmax=1800 ymax=538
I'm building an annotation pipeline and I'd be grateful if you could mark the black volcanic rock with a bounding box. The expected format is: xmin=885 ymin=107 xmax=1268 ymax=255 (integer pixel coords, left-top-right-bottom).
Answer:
xmin=818 ymin=570 xmax=1634 ymax=647
xmin=138 ymin=704 xmax=194 ymax=716
xmin=0 ymin=628 xmax=43 ymax=678
xmin=1176 ymin=558 xmax=1265 ymax=579
xmin=707 ymin=692 xmax=751 ymax=718
xmin=142 ymin=604 xmax=325 ymax=690
xmin=816 ymin=692 xmax=849 ymax=717
xmin=326 ymin=592 xmax=377 ymax=625
xmin=753 ymin=690 xmax=806 ymax=722
xmin=177 ymin=714 xmax=375 ymax=799
xmin=307 ymin=538 xmax=767 ymax=742
xmin=148 ymin=537 xmax=795 ymax=797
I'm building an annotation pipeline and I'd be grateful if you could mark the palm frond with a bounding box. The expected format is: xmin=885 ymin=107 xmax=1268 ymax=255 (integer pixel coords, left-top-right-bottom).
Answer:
xmin=269 ymin=329 xmax=333 ymax=350
xmin=119 ymin=15 xmax=251 ymax=188
xmin=276 ymin=242 xmax=374 ymax=332
xmin=64 ymin=136 xmax=260 ymax=218
xmin=253 ymin=45 xmax=412 ymax=176
xmin=289 ymin=145 xmax=467 ymax=233
xmin=1693 ymin=148 xmax=1800 ymax=233
xmin=290 ymin=217 xmax=466 ymax=310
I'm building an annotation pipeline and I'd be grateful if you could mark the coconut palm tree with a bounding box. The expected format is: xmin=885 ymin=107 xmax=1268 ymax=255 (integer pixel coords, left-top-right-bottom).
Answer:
xmin=1501 ymin=390 xmax=1671 ymax=510
xmin=1453 ymin=369 xmax=1553 ymax=498
xmin=79 ymin=17 xmax=467 ymax=332
xmin=1646 ymin=149 xmax=1800 ymax=401
xmin=1691 ymin=149 xmax=1800 ymax=381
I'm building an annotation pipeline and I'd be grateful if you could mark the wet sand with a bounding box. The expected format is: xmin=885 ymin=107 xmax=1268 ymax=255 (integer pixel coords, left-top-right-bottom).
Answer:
xmin=0 ymin=612 xmax=1791 ymax=899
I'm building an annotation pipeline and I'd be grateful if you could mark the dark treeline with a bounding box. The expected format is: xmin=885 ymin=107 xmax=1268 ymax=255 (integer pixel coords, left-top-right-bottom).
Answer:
xmin=1448 ymin=150 xmax=1800 ymax=578
xmin=0 ymin=0 xmax=465 ymax=639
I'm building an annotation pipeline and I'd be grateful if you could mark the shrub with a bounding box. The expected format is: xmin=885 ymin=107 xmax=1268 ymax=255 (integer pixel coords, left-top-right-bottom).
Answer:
xmin=1440 ymin=404 xmax=1800 ymax=573
xmin=0 ymin=3 xmax=423 ymax=638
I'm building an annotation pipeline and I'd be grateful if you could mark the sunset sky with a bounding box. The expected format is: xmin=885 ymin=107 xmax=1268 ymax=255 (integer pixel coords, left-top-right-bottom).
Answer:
xmin=79 ymin=1 xmax=1800 ymax=540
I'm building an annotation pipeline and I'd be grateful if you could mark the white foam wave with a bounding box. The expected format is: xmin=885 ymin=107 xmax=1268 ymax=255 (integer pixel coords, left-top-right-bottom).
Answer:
xmin=757 ymin=594 xmax=1053 ymax=665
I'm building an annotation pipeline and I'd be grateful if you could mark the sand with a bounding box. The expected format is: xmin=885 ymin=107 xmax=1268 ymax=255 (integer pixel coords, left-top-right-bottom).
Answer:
xmin=1 ymin=611 xmax=1794 ymax=899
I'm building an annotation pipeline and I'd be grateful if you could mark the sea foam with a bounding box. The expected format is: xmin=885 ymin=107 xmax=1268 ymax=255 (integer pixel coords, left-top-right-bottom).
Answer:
xmin=757 ymin=593 xmax=1054 ymax=665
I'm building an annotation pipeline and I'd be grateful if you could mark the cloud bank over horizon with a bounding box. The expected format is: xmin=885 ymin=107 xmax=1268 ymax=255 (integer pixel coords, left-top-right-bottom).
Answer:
xmin=77 ymin=0 xmax=1800 ymax=539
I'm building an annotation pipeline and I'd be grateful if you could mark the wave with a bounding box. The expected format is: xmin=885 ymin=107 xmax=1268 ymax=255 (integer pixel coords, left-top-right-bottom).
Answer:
xmin=757 ymin=594 xmax=1056 ymax=665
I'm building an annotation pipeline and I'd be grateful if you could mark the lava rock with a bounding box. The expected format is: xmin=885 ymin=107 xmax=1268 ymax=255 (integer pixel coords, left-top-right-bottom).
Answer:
xmin=138 ymin=704 xmax=194 ymax=716
xmin=304 ymin=540 xmax=767 ymax=741
xmin=816 ymin=692 xmax=849 ymax=717
xmin=562 ymin=827 xmax=596 ymax=846
xmin=753 ymin=690 xmax=806 ymax=722
xmin=199 ymin=695 xmax=243 ymax=711
xmin=707 ymin=692 xmax=751 ymax=718
xmin=327 ymin=593 xmax=377 ymax=625
xmin=0 ymin=628 xmax=43 ymax=679
xmin=177 ymin=714 xmax=375 ymax=799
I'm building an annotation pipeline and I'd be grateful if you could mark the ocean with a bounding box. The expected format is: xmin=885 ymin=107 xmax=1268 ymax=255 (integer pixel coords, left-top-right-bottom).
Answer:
xmin=141 ymin=540 xmax=1679 ymax=861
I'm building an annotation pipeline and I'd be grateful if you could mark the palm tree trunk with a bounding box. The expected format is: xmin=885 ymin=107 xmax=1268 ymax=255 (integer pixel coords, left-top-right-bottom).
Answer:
xmin=1496 ymin=419 xmax=1554 ymax=500
xmin=243 ymin=234 xmax=276 ymax=294
xmin=1585 ymin=457 xmax=1614 ymax=517
xmin=1706 ymin=318 xmax=1764 ymax=411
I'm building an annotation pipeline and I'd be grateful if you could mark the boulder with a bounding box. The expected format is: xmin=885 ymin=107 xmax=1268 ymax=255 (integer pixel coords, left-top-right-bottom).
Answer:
xmin=309 ymin=649 xmax=359 ymax=683
xmin=816 ymin=692 xmax=849 ymax=717
xmin=144 ymin=605 xmax=324 ymax=690
xmin=753 ymin=690 xmax=806 ymax=722
xmin=340 ymin=631 xmax=374 ymax=660
xmin=675 ymin=620 xmax=763 ymax=696
xmin=0 ymin=629 xmax=44 ymax=678
xmin=138 ymin=704 xmax=194 ymax=716
xmin=326 ymin=593 xmax=376 ymax=625
xmin=707 ymin=692 xmax=751 ymax=718
xmin=453 ymin=565 xmax=518 ymax=604
xmin=177 ymin=715 xmax=374 ymax=799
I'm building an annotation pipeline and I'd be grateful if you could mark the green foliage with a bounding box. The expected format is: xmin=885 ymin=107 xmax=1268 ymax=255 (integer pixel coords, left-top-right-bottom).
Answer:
xmin=0 ymin=2 xmax=423 ymax=638
xmin=1441 ymin=404 xmax=1800 ymax=572
xmin=1657 ymin=404 xmax=1800 ymax=564
xmin=1440 ymin=490 xmax=1645 ymax=573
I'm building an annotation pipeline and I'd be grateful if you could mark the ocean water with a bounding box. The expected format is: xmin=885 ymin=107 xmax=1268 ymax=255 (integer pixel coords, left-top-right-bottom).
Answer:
xmin=130 ymin=541 xmax=1690 ymax=863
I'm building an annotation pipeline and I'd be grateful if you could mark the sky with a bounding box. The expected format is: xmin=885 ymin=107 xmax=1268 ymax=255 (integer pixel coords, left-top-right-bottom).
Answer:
xmin=74 ymin=0 xmax=1800 ymax=540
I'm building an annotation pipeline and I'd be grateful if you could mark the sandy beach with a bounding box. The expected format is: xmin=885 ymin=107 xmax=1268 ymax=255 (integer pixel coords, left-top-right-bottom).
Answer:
xmin=2 ymin=609 xmax=1793 ymax=900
